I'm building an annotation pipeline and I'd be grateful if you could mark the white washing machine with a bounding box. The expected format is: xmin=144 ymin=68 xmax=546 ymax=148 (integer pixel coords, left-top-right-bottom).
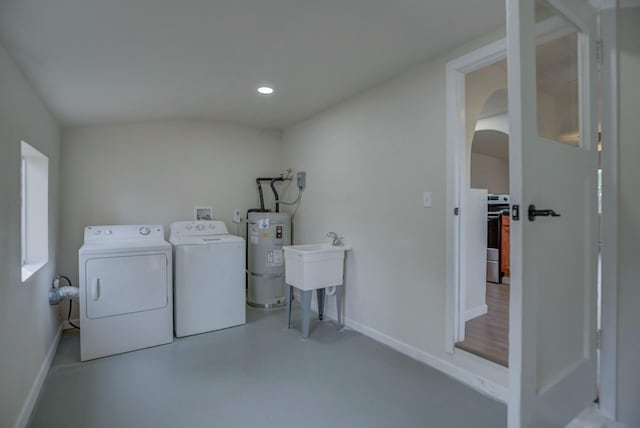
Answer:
xmin=170 ymin=220 xmax=246 ymax=337
xmin=79 ymin=225 xmax=173 ymax=361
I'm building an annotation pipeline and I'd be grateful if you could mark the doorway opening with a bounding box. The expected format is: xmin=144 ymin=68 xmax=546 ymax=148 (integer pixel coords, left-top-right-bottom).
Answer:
xmin=445 ymin=1 xmax=616 ymax=423
xmin=454 ymin=63 xmax=511 ymax=368
xmin=447 ymin=6 xmax=595 ymax=371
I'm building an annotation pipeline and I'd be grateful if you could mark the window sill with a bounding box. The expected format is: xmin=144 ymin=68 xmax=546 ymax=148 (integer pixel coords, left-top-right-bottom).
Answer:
xmin=22 ymin=262 xmax=46 ymax=283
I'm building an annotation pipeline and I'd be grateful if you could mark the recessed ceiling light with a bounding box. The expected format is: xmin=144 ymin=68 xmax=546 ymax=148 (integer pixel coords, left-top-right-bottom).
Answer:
xmin=257 ymin=86 xmax=274 ymax=95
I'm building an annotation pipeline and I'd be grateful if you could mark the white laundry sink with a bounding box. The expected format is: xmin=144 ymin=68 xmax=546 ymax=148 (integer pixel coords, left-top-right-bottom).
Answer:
xmin=283 ymin=244 xmax=349 ymax=291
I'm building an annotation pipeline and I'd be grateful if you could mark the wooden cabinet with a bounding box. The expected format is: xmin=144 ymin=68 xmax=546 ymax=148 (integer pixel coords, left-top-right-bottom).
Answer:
xmin=500 ymin=214 xmax=510 ymax=277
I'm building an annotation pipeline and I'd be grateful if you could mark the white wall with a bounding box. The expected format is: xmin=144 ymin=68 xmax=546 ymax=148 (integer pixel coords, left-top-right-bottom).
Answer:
xmin=0 ymin=43 xmax=61 ymax=428
xmin=463 ymin=63 xmax=507 ymax=326
xmin=465 ymin=63 xmax=510 ymax=196
xmin=464 ymin=189 xmax=488 ymax=319
xmin=616 ymin=6 xmax=640 ymax=427
xmin=465 ymin=63 xmax=508 ymax=187
xmin=59 ymin=120 xmax=283 ymax=284
xmin=471 ymin=152 xmax=509 ymax=194
xmin=282 ymin=30 xmax=509 ymax=396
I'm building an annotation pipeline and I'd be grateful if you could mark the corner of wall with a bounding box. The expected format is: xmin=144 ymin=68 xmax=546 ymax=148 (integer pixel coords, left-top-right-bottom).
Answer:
xmin=0 ymin=40 xmax=63 ymax=428
xmin=13 ymin=324 xmax=63 ymax=428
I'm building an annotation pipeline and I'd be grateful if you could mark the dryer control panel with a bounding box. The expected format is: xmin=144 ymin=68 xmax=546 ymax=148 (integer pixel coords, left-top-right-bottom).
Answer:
xmin=84 ymin=225 xmax=164 ymax=243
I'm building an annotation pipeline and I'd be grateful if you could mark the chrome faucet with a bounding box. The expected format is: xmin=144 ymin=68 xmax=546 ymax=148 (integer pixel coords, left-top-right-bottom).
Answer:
xmin=327 ymin=232 xmax=344 ymax=247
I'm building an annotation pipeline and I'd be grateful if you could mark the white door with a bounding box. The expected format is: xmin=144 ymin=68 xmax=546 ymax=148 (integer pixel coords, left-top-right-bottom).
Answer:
xmin=174 ymin=241 xmax=246 ymax=337
xmin=506 ymin=0 xmax=599 ymax=427
xmin=85 ymin=254 xmax=168 ymax=319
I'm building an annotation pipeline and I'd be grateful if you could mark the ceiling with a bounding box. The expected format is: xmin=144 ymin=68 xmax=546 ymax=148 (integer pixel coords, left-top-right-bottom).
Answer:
xmin=0 ymin=0 xmax=505 ymax=129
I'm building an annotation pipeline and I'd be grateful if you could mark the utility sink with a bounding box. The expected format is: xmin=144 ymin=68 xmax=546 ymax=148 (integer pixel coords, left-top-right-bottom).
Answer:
xmin=283 ymin=244 xmax=349 ymax=291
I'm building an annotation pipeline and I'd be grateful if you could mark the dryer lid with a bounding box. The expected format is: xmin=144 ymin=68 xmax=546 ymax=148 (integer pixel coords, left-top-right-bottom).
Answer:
xmin=84 ymin=225 xmax=165 ymax=243
xmin=79 ymin=240 xmax=171 ymax=255
xmin=80 ymin=225 xmax=170 ymax=255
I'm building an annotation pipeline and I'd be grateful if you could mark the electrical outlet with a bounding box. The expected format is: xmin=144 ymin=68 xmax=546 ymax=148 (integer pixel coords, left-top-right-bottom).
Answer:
xmin=297 ymin=171 xmax=306 ymax=191
xmin=423 ymin=192 xmax=432 ymax=208
xmin=195 ymin=206 xmax=213 ymax=220
xmin=233 ymin=209 xmax=241 ymax=223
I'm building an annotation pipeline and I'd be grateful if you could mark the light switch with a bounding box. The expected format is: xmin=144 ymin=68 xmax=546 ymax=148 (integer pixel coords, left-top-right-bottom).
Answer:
xmin=423 ymin=192 xmax=432 ymax=208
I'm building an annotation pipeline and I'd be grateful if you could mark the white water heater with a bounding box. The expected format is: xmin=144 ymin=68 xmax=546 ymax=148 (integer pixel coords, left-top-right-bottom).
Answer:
xmin=247 ymin=212 xmax=291 ymax=308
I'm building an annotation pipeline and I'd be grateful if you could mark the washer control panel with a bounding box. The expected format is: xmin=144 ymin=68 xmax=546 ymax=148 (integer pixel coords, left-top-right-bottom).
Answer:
xmin=84 ymin=225 xmax=164 ymax=242
xmin=169 ymin=220 xmax=229 ymax=239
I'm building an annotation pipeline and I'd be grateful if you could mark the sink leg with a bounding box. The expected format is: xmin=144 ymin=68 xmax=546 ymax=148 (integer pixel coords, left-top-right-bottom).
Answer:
xmin=317 ymin=288 xmax=325 ymax=320
xmin=301 ymin=290 xmax=312 ymax=338
xmin=336 ymin=285 xmax=344 ymax=326
xmin=286 ymin=285 xmax=293 ymax=329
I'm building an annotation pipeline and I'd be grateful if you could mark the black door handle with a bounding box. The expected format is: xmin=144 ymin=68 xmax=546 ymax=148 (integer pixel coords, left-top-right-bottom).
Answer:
xmin=528 ymin=204 xmax=561 ymax=221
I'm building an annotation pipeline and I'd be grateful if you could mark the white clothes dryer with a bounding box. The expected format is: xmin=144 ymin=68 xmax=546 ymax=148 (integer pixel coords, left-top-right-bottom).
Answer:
xmin=79 ymin=225 xmax=173 ymax=361
xmin=170 ymin=220 xmax=246 ymax=337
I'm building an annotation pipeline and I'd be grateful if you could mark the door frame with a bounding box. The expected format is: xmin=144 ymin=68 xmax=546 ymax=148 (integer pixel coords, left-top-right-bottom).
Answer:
xmin=445 ymin=17 xmax=573 ymax=349
xmin=445 ymin=37 xmax=507 ymax=349
xmin=598 ymin=5 xmax=619 ymax=421
xmin=445 ymin=10 xmax=619 ymax=421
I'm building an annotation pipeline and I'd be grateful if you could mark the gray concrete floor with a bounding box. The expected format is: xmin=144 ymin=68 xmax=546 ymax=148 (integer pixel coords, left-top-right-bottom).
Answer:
xmin=29 ymin=307 xmax=506 ymax=428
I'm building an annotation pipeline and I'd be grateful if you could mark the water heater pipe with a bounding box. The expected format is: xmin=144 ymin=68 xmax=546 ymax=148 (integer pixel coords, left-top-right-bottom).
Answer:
xmin=255 ymin=176 xmax=288 ymax=212
xmin=270 ymin=178 xmax=281 ymax=212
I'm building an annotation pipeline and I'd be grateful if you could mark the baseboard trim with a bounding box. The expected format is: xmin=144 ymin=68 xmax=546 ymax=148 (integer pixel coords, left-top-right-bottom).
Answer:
xmin=566 ymin=404 xmax=629 ymax=428
xmin=341 ymin=316 xmax=507 ymax=402
xmin=621 ymin=0 xmax=640 ymax=9
xmin=465 ymin=304 xmax=488 ymax=321
xmin=13 ymin=323 xmax=62 ymax=428
xmin=62 ymin=319 xmax=80 ymax=330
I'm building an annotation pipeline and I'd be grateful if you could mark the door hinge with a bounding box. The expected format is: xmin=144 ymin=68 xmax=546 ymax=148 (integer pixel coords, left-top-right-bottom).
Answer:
xmin=596 ymin=40 xmax=603 ymax=67
xmin=454 ymin=207 xmax=460 ymax=216
xmin=512 ymin=204 xmax=520 ymax=221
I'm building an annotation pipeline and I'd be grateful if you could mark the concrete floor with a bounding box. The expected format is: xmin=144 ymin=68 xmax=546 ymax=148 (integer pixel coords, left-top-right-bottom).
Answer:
xmin=29 ymin=307 xmax=506 ymax=428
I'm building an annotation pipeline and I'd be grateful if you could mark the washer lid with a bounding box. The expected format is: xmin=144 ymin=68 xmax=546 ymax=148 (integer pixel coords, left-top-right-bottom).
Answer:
xmin=170 ymin=234 xmax=244 ymax=246
xmin=80 ymin=240 xmax=171 ymax=256
xmin=170 ymin=220 xmax=229 ymax=237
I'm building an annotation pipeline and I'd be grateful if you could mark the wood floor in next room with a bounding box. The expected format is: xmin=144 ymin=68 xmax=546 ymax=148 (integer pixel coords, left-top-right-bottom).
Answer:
xmin=29 ymin=307 xmax=506 ymax=428
xmin=455 ymin=283 xmax=510 ymax=367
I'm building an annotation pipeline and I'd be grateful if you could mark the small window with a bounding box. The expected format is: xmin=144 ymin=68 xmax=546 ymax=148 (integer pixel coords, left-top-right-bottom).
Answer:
xmin=535 ymin=0 xmax=582 ymax=147
xmin=21 ymin=141 xmax=49 ymax=282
